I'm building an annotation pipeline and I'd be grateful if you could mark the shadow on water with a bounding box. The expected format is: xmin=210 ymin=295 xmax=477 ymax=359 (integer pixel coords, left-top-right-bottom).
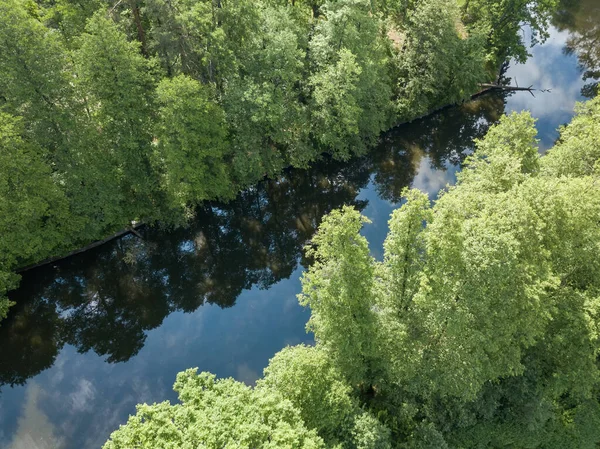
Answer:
xmin=0 ymin=92 xmax=507 ymax=397
xmin=0 ymin=156 xmax=372 ymax=382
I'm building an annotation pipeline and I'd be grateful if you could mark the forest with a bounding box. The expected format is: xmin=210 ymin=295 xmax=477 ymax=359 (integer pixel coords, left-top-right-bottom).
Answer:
xmin=3 ymin=0 xmax=600 ymax=446
xmin=105 ymin=94 xmax=600 ymax=448
xmin=0 ymin=0 xmax=558 ymax=321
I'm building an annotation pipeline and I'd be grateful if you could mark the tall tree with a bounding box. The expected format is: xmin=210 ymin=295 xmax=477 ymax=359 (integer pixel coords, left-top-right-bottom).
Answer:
xmin=460 ymin=0 xmax=559 ymax=68
xmin=142 ymin=0 xmax=260 ymax=83
xmin=74 ymin=12 xmax=158 ymax=219
xmin=309 ymin=0 xmax=393 ymax=159
xmin=541 ymin=97 xmax=600 ymax=177
xmin=299 ymin=206 xmax=383 ymax=392
xmin=376 ymin=188 xmax=432 ymax=388
xmin=259 ymin=344 xmax=358 ymax=445
xmin=260 ymin=344 xmax=392 ymax=448
xmin=394 ymin=0 xmax=487 ymax=120
xmin=222 ymin=4 xmax=311 ymax=185
xmin=154 ymin=75 xmax=232 ymax=215
xmin=0 ymin=0 xmax=75 ymax=152
xmin=0 ymin=0 xmax=136 ymax=262
xmin=0 ymin=113 xmax=71 ymax=320
xmin=37 ymin=0 xmax=105 ymax=45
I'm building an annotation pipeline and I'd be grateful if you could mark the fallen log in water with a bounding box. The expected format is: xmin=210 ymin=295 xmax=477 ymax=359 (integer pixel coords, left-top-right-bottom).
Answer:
xmin=479 ymin=83 xmax=552 ymax=97
xmin=16 ymin=223 xmax=146 ymax=273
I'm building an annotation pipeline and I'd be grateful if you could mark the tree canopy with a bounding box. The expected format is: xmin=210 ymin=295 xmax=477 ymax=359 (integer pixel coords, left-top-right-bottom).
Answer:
xmin=104 ymin=369 xmax=326 ymax=449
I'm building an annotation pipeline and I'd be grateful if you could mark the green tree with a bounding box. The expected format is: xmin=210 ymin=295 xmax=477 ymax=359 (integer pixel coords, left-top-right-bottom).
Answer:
xmin=541 ymin=97 xmax=600 ymax=177
xmin=74 ymin=11 xmax=158 ymax=219
xmin=37 ymin=0 xmax=105 ymax=45
xmin=154 ymin=75 xmax=232 ymax=214
xmin=460 ymin=0 xmax=559 ymax=67
xmin=380 ymin=189 xmax=432 ymax=312
xmin=308 ymin=0 xmax=393 ymax=159
xmin=407 ymin=102 xmax=600 ymax=447
xmin=299 ymin=206 xmax=383 ymax=392
xmin=376 ymin=189 xmax=432 ymax=387
xmin=222 ymin=4 xmax=311 ymax=185
xmin=0 ymin=0 xmax=131 ymax=276
xmin=103 ymin=369 xmax=325 ymax=449
xmin=309 ymin=49 xmax=364 ymax=159
xmin=351 ymin=412 xmax=393 ymax=449
xmin=0 ymin=113 xmax=70 ymax=320
xmin=294 ymin=98 xmax=600 ymax=446
xmin=402 ymin=114 xmax=554 ymax=400
xmin=394 ymin=0 xmax=487 ymax=120
xmin=142 ymin=0 xmax=260 ymax=84
xmin=457 ymin=111 xmax=540 ymax=190
xmin=0 ymin=0 xmax=75 ymax=152
xmin=259 ymin=344 xmax=358 ymax=445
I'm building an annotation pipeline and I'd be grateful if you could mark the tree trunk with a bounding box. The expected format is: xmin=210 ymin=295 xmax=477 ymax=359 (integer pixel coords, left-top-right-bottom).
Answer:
xmin=130 ymin=0 xmax=148 ymax=56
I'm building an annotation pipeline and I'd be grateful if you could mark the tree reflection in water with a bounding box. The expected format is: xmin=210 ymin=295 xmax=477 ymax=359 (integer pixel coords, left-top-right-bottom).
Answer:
xmin=554 ymin=0 xmax=600 ymax=97
xmin=0 ymin=92 xmax=507 ymax=391
xmin=372 ymin=94 xmax=506 ymax=202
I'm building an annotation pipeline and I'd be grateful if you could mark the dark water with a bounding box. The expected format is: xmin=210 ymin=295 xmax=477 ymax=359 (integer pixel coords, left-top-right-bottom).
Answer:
xmin=0 ymin=4 xmax=598 ymax=448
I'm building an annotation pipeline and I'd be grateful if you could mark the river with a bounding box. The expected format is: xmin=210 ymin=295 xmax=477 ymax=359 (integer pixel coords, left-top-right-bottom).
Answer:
xmin=0 ymin=3 xmax=598 ymax=448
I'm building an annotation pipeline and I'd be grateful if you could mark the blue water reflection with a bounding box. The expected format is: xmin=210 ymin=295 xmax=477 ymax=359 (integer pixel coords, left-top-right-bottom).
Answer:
xmin=505 ymin=26 xmax=590 ymax=150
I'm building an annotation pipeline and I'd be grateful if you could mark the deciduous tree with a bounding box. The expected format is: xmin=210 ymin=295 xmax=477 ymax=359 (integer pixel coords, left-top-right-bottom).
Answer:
xmin=154 ymin=75 xmax=232 ymax=213
xmin=103 ymin=369 xmax=326 ymax=449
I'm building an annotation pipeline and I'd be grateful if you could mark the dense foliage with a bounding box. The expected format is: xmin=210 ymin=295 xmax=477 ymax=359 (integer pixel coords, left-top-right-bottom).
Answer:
xmin=0 ymin=0 xmax=558 ymax=320
xmin=105 ymin=95 xmax=600 ymax=447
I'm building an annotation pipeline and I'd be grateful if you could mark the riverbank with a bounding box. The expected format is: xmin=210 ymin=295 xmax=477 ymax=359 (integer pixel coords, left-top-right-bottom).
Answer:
xmin=14 ymin=85 xmax=505 ymax=275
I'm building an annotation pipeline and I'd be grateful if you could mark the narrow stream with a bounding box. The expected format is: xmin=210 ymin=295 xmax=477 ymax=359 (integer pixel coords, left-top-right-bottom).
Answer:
xmin=0 ymin=4 xmax=597 ymax=448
